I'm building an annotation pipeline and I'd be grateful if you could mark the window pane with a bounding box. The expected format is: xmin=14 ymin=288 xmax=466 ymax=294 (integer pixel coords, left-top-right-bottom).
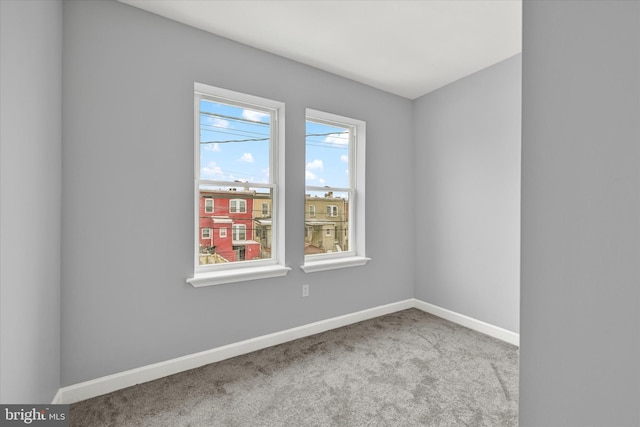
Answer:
xmin=199 ymin=99 xmax=271 ymax=183
xmin=305 ymin=120 xmax=350 ymax=188
xmin=304 ymin=190 xmax=349 ymax=254
xmin=199 ymin=186 xmax=273 ymax=265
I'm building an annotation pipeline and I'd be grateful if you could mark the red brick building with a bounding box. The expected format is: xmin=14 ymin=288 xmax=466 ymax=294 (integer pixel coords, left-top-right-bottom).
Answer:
xmin=199 ymin=189 xmax=262 ymax=263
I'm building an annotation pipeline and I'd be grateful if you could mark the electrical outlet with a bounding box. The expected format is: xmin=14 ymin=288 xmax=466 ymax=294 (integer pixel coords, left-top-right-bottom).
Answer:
xmin=302 ymin=284 xmax=310 ymax=297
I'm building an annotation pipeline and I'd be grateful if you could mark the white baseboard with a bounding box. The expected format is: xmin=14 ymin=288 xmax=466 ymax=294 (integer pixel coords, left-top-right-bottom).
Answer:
xmin=412 ymin=299 xmax=520 ymax=347
xmin=53 ymin=299 xmax=414 ymax=404
xmin=53 ymin=298 xmax=518 ymax=404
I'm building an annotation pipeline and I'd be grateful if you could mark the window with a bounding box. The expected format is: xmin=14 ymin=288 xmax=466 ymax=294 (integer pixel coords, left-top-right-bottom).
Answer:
xmin=202 ymin=228 xmax=212 ymax=239
xmin=204 ymin=198 xmax=214 ymax=213
xmin=230 ymin=199 xmax=246 ymax=214
xmin=188 ymin=83 xmax=289 ymax=287
xmin=302 ymin=109 xmax=370 ymax=272
xmin=262 ymin=202 xmax=269 ymax=217
xmin=326 ymin=205 xmax=338 ymax=217
xmin=232 ymin=224 xmax=246 ymax=241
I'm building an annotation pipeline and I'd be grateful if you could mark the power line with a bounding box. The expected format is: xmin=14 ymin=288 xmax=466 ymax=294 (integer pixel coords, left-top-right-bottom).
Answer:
xmin=200 ymin=111 xmax=269 ymax=126
xmin=201 ymin=123 xmax=269 ymax=138
xmin=201 ymin=137 xmax=270 ymax=144
xmin=199 ymin=132 xmax=348 ymax=145
xmin=306 ymin=142 xmax=348 ymax=150
xmin=306 ymin=131 xmax=349 ymax=139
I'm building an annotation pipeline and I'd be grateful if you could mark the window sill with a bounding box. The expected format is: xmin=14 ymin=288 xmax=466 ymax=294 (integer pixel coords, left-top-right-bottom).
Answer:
xmin=300 ymin=256 xmax=371 ymax=273
xmin=187 ymin=264 xmax=291 ymax=287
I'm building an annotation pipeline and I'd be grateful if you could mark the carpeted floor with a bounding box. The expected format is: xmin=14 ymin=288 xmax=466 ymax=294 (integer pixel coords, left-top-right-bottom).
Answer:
xmin=70 ymin=309 xmax=519 ymax=426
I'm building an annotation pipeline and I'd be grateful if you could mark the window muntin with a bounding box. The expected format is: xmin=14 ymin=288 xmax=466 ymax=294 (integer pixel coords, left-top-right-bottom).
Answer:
xmin=194 ymin=83 xmax=284 ymax=274
xmin=202 ymin=228 xmax=212 ymax=239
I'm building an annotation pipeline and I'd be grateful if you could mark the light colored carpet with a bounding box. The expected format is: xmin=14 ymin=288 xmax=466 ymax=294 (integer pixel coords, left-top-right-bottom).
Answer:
xmin=70 ymin=309 xmax=519 ymax=426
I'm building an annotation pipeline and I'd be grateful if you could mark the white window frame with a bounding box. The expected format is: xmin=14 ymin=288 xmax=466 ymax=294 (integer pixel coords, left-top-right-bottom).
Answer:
xmin=301 ymin=109 xmax=370 ymax=273
xmin=202 ymin=228 xmax=212 ymax=239
xmin=219 ymin=227 xmax=227 ymax=238
xmin=262 ymin=202 xmax=269 ymax=217
xmin=309 ymin=205 xmax=316 ymax=217
xmin=230 ymin=199 xmax=246 ymax=214
xmin=204 ymin=198 xmax=214 ymax=213
xmin=232 ymin=224 xmax=246 ymax=241
xmin=188 ymin=83 xmax=290 ymax=287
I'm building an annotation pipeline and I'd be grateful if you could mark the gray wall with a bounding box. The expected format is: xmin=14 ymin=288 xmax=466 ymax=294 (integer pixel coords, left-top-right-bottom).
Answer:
xmin=60 ymin=0 xmax=414 ymax=386
xmin=520 ymin=1 xmax=639 ymax=425
xmin=0 ymin=0 xmax=63 ymax=403
xmin=413 ymin=55 xmax=522 ymax=333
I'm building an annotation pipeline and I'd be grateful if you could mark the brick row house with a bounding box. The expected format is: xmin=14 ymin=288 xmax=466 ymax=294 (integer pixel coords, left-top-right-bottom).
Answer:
xmin=304 ymin=192 xmax=349 ymax=255
xmin=199 ymin=189 xmax=264 ymax=264
xmin=199 ymin=189 xmax=348 ymax=263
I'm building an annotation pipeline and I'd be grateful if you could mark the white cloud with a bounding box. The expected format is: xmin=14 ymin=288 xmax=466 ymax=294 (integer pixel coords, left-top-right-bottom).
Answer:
xmin=242 ymin=109 xmax=269 ymax=122
xmin=324 ymin=132 xmax=349 ymax=146
xmin=205 ymin=116 xmax=230 ymax=128
xmin=203 ymin=142 xmax=221 ymax=152
xmin=201 ymin=161 xmax=223 ymax=178
xmin=306 ymin=170 xmax=317 ymax=180
xmin=340 ymin=154 xmax=348 ymax=163
xmin=306 ymin=159 xmax=323 ymax=170
xmin=239 ymin=152 xmax=254 ymax=163
xmin=319 ymin=178 xmax=325 ymax=184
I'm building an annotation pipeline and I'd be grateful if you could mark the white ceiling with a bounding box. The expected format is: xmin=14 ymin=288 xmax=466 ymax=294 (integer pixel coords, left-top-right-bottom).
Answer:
xmin=119 ymin=0 xmax=522 ymax=100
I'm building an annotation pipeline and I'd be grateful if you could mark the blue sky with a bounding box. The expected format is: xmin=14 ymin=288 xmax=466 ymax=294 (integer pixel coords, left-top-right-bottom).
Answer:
xmin=305 ymin=120 xmax=350 ymax=189
xmin=199 ymin=99 xmax=271 ymax=185
xmin=199 ymin=99 xmax=349 ymax=189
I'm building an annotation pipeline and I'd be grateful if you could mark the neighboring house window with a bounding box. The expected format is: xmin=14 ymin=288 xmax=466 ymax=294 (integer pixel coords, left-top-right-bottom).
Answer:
xmin=262 ymin=202 xmax=269 ymax=216
xmin=230 ymin=199 xmax=246 ymax=213
xmin=309 ymin=205 xmax=315 ymax=217
xmin=188 ymin=83 xmax=289 ymax=287
xmin=326 ymin=205 xmax=338 ymax=217
xmin=204 ymin=198 xmax=213 ymax=213
xmin=232 ymin=224 xmax=246 ymax=241
xmin=302 ymin=109 xmax=369 ymax=272
xmin=202 ymin=228 xmax=211 ymax=239
xmin=219 ymin=227 xmax=227 ymax=238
